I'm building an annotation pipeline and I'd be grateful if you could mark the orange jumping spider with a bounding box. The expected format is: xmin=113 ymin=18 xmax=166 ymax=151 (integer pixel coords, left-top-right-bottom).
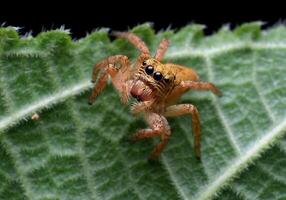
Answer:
xmin=89 ymin=31 xmax=221 ymax=160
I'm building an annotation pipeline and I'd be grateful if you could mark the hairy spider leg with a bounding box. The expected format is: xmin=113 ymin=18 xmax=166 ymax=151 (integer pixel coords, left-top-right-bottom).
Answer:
xmin=112 ymin=31 xmax=150 ymax=55
xmin=155 ymin=38 xmax=169 ymax=61
xmin=181 ymin=81 xmax=222 ymax=96
xmin=89 ymin=55 xmax=132 ymax=105
xmin=164 ymin=104 xmax=201 ymax=159
xmin=131 ymin=112 xmax=171 ymax=160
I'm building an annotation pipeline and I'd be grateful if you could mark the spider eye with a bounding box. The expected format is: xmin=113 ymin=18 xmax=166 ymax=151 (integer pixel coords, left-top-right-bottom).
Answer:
xmin=145 ymin=65 xmax=154 ymax=75
xmin=142 ymin=61 xmax=147 ymax=66
xmin=153 ymin=71 xmax=163 ymax=81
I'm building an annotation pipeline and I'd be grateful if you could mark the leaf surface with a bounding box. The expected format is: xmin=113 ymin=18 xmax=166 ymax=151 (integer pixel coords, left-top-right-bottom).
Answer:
xmin=0 ymin=23 xmax=285 ymax=200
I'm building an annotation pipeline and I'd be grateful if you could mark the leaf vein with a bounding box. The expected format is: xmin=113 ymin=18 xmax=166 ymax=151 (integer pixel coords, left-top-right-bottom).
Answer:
xmin=205 ymin=57 xmax=241 ymax=154
xmin=160 ymin=155 xmax=189 ymax=200
xmin=0 ymin=138 xmax=33 ymax=200
xmin=252 ymin=53 xmax=276 ymax=122
xmin=66 ymin=100 xmax=99 ymax=200
xmin=194 ymin=116 xmax=286 ymax=200
xmin=117 ymin=150 xmax=146 ymax=200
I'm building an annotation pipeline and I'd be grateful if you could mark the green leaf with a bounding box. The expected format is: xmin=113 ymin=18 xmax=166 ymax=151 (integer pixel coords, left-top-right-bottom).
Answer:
xmin=0 ymin=23 xmax=285 ymax=200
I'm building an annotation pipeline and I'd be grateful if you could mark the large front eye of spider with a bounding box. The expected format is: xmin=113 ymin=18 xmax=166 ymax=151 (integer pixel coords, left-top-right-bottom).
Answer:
xmin=145 ymin=65 xmax=154 ymax=75
xmin=153 ymin=71 xmax=163 ymax=81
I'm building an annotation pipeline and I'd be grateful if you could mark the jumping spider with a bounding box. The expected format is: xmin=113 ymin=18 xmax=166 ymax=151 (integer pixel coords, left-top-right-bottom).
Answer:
xmin=89 ymin=31 xmax=221 ymax=160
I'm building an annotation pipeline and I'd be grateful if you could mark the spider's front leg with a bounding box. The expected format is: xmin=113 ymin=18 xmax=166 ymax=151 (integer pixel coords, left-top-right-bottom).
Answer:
xmin=131 ymin=112 xmax=171 ymax=160
xmin=164 ymin=104 xmax=201 ymax=159
xmin=88 ymin=55 xmax=132 ymax=105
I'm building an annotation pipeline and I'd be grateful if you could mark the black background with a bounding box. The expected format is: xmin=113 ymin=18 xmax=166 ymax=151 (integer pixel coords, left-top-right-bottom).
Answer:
xmin=2 ymin=1 xmax=285 ymax=39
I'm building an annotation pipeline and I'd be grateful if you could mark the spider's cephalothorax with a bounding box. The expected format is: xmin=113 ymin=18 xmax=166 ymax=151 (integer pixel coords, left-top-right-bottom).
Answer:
xmin=131 ymin=58 xmax=176 ymax=105
xmin=89 ymin=31 xmax=221 ymax=160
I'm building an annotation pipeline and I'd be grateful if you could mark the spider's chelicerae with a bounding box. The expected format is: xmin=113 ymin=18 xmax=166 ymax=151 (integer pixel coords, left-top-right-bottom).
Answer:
xmin=89 ymin=31 xmax=221 ymax=160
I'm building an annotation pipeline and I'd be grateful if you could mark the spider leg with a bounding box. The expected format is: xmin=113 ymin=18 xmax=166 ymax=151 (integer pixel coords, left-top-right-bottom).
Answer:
xmin=130 ymin=100 xmax=153 ymax=114
xmin=112 ymin=31 xmax=150 ymax=55
xmin=164 ymin=104 xmax=201 ymax=159
xmin=130 ymin=112 xmax=171 ymax=160
xmin=181 ymin=81 xmax=222 ymax=96
xmin=89 ymin=55 xmax=132 ymax=105
xmin=154 ymin=38 xmax=169 ymax=61
xmin=88 ymin=70 xmax=109 ymax=105
xmin=120 ymin=80 xmax=133 ymax=104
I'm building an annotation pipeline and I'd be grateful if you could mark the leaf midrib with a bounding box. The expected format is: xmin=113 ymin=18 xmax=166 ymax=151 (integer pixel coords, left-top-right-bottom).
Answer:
xmin=1 ymin=41 xmax=286 ymax=200
xmin=0 ymin=81 xmax=92 ymax=133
